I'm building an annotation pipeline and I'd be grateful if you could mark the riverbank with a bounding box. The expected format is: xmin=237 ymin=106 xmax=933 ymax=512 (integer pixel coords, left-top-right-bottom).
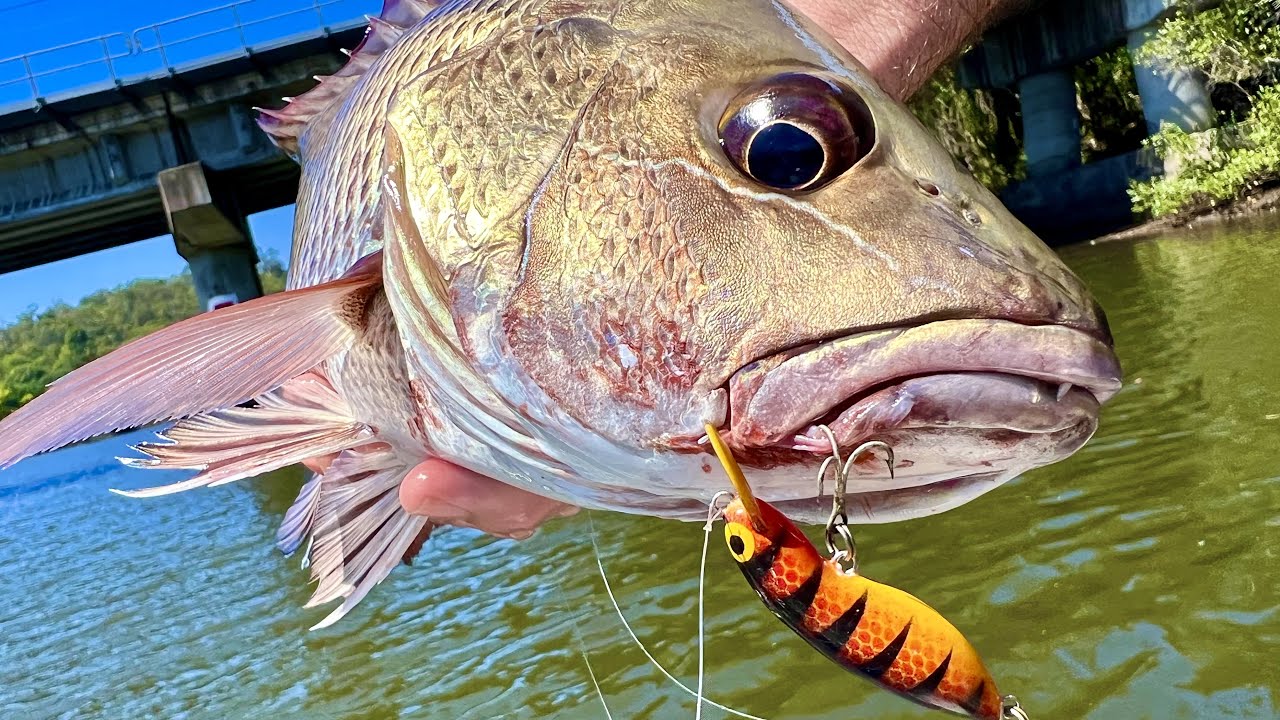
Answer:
xmin=1097 ymin=183 xmax=1280 ymax=243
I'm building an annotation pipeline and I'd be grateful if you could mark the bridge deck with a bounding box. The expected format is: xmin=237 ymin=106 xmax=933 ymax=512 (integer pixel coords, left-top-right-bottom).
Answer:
xmin=0 ymin=21 xmax=365 ymax=274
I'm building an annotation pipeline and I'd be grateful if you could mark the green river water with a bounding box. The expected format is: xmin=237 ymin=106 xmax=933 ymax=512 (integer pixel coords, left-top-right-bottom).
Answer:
xmin=1 ymin=219 xmax=1277 ymax=719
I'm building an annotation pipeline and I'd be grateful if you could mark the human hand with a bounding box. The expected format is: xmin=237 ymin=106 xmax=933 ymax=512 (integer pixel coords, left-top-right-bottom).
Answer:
xmin=398 ymin=458 xmax=578 ymax=539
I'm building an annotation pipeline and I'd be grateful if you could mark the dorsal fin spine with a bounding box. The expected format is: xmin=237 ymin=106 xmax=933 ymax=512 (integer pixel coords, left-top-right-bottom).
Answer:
xmin=255 ymin=0 xmax=437 ymax=157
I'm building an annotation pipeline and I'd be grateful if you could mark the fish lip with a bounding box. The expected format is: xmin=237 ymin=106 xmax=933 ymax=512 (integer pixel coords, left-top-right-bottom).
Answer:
xmin=724 ymin=318 xmax=1122 ymax=453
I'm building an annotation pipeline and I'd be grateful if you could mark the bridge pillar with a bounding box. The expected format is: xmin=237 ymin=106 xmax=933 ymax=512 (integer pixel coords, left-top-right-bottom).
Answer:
xmin=1126 ymin=27 xmax=1215 ymax=135
xmin=1019 ymin=69 xmax=1082 ymax=177
xmin=158 ymin=162 xmax=263 ymax=311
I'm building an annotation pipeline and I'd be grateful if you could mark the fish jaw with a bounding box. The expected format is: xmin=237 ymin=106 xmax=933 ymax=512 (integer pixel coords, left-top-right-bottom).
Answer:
xmin=726 ymin=320 xmax=1119 ymax=455
xmin=705 ymin=318 xmax=1121 ymax=522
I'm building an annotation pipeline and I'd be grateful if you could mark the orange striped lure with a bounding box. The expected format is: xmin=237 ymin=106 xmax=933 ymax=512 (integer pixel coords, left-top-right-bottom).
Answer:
xmin=704 ymin=424 xmax=1029 ymax=720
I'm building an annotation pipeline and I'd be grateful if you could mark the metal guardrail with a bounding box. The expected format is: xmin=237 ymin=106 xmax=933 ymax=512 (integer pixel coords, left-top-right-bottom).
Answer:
xmin=0 ymin=0 xmax=364 ymax=107
xmin=0 ymin=33 xmax=131 ymax=103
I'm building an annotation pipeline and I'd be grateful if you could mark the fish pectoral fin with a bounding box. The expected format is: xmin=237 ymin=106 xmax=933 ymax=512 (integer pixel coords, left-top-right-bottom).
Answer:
xmin=0 ymin=254 xmax=383 ymax=470
xmin=299 ymin=456 xmax=577 ymax=629
xmin=111 ymin=371 xmax=375 ymax=498
xmin=279 ymin=471 xmax=324 ymax=559
xmin=401 ymin=523 xmax=435 ymax=567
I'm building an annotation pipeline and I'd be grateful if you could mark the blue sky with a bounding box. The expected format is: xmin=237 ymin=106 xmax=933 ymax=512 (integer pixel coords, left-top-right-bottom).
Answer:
xmin=0 ymin=208 xmax=297 ymax=323
xmin=0 ymin=0 xmax=378 ymax=324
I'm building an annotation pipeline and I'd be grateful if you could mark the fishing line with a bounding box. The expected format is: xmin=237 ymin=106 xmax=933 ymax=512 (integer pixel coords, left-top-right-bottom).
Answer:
xmin=586 ymin=645 xmax=614 ymax=717
xmin=694 ymin=506 xmax=711 ymax=720
xmin=695 ymin=492 xmax=732 ymax=720
xmin=587 ymin=512 xmax=768 ymax=720
xmin=578 ymin=636 xmax=615 ymax=720
xmin=300 ymin=533 xmax=314 ymax=570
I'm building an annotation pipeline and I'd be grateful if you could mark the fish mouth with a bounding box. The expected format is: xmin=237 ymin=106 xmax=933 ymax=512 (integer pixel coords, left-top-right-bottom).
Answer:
xmin=718 ymin=319 xmax=1121 ymax=521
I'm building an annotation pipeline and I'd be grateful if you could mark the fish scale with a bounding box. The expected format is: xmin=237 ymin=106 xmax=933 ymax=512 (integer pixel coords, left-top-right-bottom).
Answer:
xmin=287 ymin=0 xmax=548 ymax=289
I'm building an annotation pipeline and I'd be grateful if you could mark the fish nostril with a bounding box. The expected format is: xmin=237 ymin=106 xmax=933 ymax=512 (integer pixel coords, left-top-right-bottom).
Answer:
xmin=915 ymin=179 xmax=941 ymax=197
xmin=961 ymin=208 xmax=982 ymax=226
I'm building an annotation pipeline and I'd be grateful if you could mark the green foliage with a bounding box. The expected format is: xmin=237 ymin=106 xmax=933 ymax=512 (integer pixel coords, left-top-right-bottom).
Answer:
xmin=1075 ymin=46 xmax=1148 ymax=163
xmin=1130 ymin=0 xmax=1280 ymax=217
xmin=0 ymin=252 xmax=288 ymax=420
xmin=259 ymin=249 xmax=288 ymax=294
xmin=916 ymin=49 xmax=1147 ymax=192
xmin=918 ymin=0 xmax=1279 ymax=217
xmin=1135 ymin=0 xmax=1280 ymax=87
xmin=910 ymin=66 xmax=1024 ymax=192
xmin=1131 ymin=86 xmax=1280 ymax=216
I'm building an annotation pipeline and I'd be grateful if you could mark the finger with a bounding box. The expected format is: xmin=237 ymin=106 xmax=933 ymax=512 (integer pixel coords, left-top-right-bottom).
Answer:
xmin=398 ymin=458 xmax=578 ymax=539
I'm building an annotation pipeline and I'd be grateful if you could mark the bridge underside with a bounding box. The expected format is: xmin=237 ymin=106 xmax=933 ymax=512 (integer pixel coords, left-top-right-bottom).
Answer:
xmin=0 ymin=24 xmax=364 ymax=276
xmin=957 ymin=0 xmax=1218 ymax=241
xmin=0 ymin=159 xmax=299 ymax=275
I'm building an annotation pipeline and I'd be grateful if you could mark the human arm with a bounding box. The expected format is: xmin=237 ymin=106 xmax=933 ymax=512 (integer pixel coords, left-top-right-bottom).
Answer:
xmin=786 ymin=0 xmax=1029 ymax=101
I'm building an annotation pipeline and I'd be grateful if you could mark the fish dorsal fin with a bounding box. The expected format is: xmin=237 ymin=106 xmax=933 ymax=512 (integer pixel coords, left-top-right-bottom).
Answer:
xmin=0 ymin=254 xmax=384 ymax=470
xmin=256 ymin=0 xmax=439 ymax=158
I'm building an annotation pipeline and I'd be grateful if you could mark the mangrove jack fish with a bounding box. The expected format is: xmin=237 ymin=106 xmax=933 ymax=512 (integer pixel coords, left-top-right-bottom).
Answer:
xmin=0 ymin=0 xmax=1121 ymax=627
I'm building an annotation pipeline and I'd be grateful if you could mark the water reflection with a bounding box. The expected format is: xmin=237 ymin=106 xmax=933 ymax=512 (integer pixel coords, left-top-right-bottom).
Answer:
xmin=1 ymin=220 xmax=1278 ymax=719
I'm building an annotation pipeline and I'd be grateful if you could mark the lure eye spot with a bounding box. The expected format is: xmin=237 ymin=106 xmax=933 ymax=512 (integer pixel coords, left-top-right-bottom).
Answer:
xmin=724 ymin=522 xmax=756 ymax=563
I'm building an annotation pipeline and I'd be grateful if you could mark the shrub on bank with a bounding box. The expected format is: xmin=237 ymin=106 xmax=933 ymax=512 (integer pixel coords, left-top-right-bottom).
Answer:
xmin=1129 ymin=0 xmax=1280 ymax=217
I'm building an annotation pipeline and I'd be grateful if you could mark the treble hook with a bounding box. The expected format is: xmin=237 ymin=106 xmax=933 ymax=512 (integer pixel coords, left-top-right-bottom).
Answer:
xmin=814 ymin=425 xmax=895 ymax=570
xmin=1002 ymin=695 xmax=1031 ymax=719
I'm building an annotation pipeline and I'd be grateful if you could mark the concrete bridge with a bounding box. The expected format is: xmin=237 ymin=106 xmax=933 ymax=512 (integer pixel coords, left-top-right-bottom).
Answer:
xmin=0 ymin=1 xmax=366 ymax=309
xmin=958 ymin=0 xmax=1217 ymax=241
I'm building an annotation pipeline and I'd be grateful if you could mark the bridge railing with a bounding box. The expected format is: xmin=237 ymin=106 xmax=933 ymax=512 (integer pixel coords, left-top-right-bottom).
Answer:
xmin=0 ymin=33 xmax=134 ymax=105
xmin=0 ymin=0 xmax=370 ymax=109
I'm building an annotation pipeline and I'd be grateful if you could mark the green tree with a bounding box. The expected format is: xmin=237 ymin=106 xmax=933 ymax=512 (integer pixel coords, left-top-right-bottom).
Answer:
xmin=1075 ymin=46 xmax=1148 ymax=163
xmin=910 ymin=66 xmax=1024 ymax=192
xmin=0 ymin=250 xmax=289 ymax=420
xmin=1130 ymin=0 xmax=1280 ymax=216
xmin=259 ymin=249 xmax=288 ymax=294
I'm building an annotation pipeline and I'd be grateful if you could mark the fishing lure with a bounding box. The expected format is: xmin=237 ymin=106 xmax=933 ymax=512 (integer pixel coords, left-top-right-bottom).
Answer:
xmin=704 ymin=424 xmax=1029 ymax=720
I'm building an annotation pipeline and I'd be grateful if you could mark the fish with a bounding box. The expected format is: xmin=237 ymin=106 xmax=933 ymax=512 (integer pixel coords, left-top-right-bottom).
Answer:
xmin=0 ymin=0 xmax=1121 ymax=628
xmin=705 ymin=424 xmax=1021 ymax=719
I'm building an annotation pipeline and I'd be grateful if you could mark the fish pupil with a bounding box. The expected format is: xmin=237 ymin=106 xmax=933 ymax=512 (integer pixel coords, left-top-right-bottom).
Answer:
xmin=747 ymin=123 xmax=825 ymax=189
xmin=729 ymin=534 xmax=746 ymax=556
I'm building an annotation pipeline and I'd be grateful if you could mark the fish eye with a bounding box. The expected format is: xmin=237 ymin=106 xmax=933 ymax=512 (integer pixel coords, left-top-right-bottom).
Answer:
xmin=724 ymin=522 xmax=756 ymax=563
xmin=719 ymin=73 xmax=875 ymax=192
